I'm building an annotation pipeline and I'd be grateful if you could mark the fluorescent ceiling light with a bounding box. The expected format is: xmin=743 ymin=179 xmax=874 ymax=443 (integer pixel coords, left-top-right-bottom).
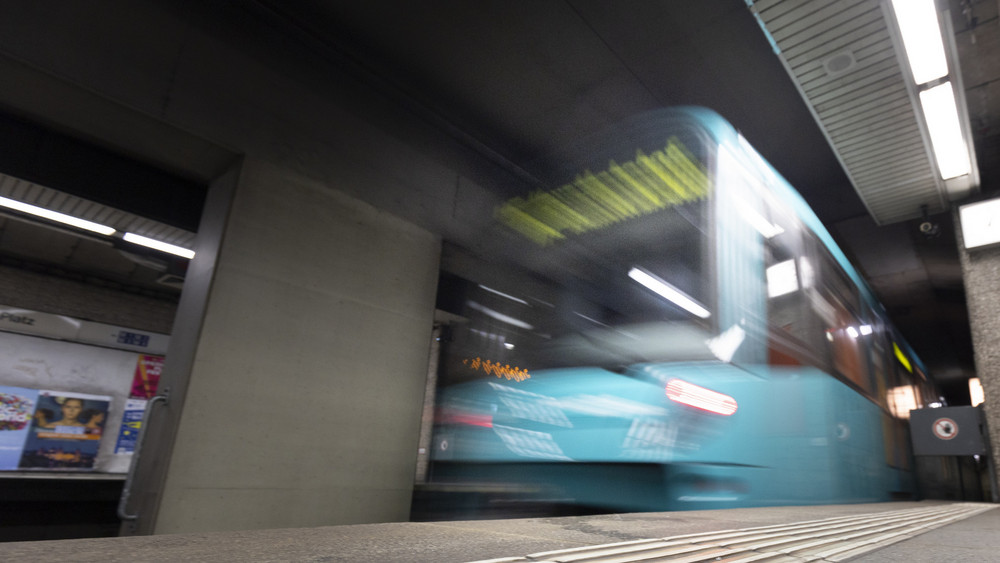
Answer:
xmin=859 ymin=325 xmax=873 ymax=336
xmin=0 ymin=196 xmax=116 ymax=236
xmin=466 ymin=301 xmax=534 ymax=330
xmin=123 ymin=232 xmax=195 ymax=259
xmin=891 ymin=0 xmax=948 ymax=85
xmin=478 ymin=284 xmax=530 ymax=305
xmin=920 ymin=82 xmax=972 ymax=180
xmin=846 ymin=326 xmax=860 ymax=339
xmin=628 ymin=267 xmax=710 ymax=319
xmin=573 ymin=311 xmax=611 ymax=328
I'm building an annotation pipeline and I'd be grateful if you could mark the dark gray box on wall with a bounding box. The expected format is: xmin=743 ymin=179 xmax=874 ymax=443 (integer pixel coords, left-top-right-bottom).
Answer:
xmin=910 ymin=406 xmax=987 ymax=456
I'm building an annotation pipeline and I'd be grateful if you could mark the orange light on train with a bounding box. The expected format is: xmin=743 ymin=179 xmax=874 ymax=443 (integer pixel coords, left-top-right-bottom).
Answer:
xmin=666 ymin=379 xmax=738 ymax=416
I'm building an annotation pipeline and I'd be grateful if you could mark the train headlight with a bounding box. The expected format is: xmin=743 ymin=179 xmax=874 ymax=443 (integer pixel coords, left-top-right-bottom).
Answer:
xmin=665 ymin=379 xmax=738 ymax=416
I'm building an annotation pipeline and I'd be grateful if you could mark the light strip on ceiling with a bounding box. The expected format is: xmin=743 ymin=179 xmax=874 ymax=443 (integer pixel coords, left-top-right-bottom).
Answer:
xmin=123 ymin=232 xmax=195 ymax=259
xmin=919 ymin=82 xmax=972 ymax=180
xmin=890 ymin=0 xmax=948 ymax=85
xmin=0 ymin=196 xmax=116 ymax=236
xmin=890 ymin=0 xmax=973 ymax=183
xmin=628 ymin=267 xmax=710 ymax=319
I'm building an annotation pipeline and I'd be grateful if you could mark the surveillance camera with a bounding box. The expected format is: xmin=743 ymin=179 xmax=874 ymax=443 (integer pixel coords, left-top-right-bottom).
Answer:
xmin=919 ymin=221 xmax=940 ymax=238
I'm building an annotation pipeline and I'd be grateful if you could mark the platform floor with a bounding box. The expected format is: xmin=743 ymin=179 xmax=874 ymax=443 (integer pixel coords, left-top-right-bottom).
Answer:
xmin=0 ymin=501 xmax=995 ymax=562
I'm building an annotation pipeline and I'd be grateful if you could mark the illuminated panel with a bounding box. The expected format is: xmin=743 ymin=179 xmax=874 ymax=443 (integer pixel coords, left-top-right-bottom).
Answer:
xmin=765 ymin=259 xmax=798 ymax=298
xmin=463 ymin=357 xmax=531 ymax=382
xmin=970 ymin=378 xmax=984 ymax=407
xmin=960 ymin=198 xmax=1000 ymax=249
xmin=665 ymin=379 xmax=737 ymax=416
xmin=497 ymin=138 xmax=709 ymax=245
xmin=888 ymin=385 xmax=917 ymax=419
xmin=892 ymin=342 xmax=913 ymax=373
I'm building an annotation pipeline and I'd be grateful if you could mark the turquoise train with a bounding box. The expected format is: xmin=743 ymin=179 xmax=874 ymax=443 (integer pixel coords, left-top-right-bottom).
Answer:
xmin=428 ymin=107 xmax=939 ymax=512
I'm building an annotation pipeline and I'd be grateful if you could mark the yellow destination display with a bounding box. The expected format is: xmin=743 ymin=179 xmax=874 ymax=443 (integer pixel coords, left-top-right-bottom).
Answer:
xmin=497 ymin=137 xmax=710 ymax=245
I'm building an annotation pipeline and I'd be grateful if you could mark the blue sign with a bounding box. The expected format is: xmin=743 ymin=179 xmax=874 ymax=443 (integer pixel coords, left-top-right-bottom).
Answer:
xmin=117 ymin=331 xmax=150 ymax=348
xmin=115 ymin=400 xmax=146 ymax=454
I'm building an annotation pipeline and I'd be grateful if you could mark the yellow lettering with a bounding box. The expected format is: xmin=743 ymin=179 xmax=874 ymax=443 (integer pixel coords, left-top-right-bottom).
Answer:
xmin=495 ymin=138 xmax=710 ymax=244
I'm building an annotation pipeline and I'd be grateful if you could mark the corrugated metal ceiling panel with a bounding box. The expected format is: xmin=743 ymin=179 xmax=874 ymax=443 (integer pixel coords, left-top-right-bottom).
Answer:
xmin=0 ymin=172 xmax=196 ymax=248
xmin=751 ymin=0 xmax=946 ymax=225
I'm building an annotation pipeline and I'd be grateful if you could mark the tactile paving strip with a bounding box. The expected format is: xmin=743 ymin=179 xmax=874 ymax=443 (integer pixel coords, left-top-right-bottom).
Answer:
xmin=469 ymin=502 xmax=996 ymax=563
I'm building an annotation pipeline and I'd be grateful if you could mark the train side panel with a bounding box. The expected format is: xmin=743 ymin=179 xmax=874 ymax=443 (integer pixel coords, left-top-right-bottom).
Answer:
xmin=432 ymin=361 xmax=908 ymax=511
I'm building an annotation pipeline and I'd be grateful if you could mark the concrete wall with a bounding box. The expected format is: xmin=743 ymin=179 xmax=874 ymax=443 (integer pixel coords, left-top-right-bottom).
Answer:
xmin=153 ymin=160 xmax=439 ymax=532
xmin=955 ymin=209 xmax=1000 ymax=496
xmin=0 ymin=1 xmax=483 ymax=531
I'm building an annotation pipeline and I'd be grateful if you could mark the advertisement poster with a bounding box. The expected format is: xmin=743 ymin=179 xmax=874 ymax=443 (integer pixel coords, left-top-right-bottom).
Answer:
xmin=130 ymin=355 xmax=164 ymax=399
xmin=0 ymin=386 xmax=38 ymax=470
xmin=115 ymin=398 xmax=147 ymax=455
xmin=18 ymin=390 xmax=111 ymax=470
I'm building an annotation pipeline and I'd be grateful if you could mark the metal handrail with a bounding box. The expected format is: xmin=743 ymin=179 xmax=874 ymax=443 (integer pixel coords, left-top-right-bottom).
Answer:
xmin=117 ymin=390 xmax=169 ymax=521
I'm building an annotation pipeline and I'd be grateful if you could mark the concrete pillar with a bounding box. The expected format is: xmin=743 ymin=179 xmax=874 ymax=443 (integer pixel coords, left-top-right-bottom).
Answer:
xmin=955 ymin=208 xmax=1000 ymax=498
xmin=126 ymin=159 xmax=440 ymax=534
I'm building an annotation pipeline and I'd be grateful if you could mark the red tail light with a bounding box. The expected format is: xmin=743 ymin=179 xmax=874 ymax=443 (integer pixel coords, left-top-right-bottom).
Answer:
xmin=666 ymin=379 xmax=738 ymax=416
xmin=436 ymin=407 xmax=493 ymax=428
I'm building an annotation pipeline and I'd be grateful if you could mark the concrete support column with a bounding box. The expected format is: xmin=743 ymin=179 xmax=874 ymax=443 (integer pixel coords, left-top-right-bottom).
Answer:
xmin=955 ymin=209 xmax=1000 ymax=497
xmin=126 ymin=158 xmax=440 ymax=534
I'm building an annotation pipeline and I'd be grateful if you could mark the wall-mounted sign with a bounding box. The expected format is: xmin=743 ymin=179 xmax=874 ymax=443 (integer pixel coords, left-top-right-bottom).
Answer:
xmin=910 ymin=406 xmax=985 ymax=456
xmin=130 ymin=355 xmax=164 ymax=399
xmin=0 ymin=304 xmax=169 ymax=354
xmin=18 ymin=390 xmax=111 ymax=471
xmin=932 ymin=417 xmax=958 ymax=440
xmin=114 ymin=398 xmax=147 ymax=455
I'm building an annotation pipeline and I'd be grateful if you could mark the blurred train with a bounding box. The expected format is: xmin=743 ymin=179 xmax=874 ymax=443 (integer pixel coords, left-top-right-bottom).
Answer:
xmin=425 ymin=107 xmax=940 ymax=514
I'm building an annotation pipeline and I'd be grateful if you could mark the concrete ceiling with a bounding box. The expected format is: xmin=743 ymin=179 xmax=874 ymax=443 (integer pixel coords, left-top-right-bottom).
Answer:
xmin=0 ymin=0 xmax=995 ymax=403
xmin=242 ymin=0 xmax=1000 ymax=401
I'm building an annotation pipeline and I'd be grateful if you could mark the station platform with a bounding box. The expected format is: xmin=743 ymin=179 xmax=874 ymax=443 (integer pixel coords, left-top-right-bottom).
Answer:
xmin=0 ymin=501 xmax=995 ymax=562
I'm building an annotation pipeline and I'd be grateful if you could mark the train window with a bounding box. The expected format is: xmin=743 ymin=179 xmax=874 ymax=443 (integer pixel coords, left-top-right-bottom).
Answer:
xmin=763 ymin=217 xmax=832 ymax=368
xmin=887 ymin=385 xmax=918 ymax=418
xmin=437 ymin=187 xmax=715 ymax=382
xmin=808 ymin=242 xmax=873 ymax=393
xmin=868 ymin=322 xmax=891 ymax=406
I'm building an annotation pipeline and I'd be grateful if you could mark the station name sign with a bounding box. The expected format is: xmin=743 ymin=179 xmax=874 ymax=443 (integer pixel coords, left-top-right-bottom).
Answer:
xmin=0 ymin=304 xmax=169 ymax=355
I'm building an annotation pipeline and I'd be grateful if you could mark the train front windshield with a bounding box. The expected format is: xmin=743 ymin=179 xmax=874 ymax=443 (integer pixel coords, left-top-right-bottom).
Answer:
xmin=437 ymin=122 xmax=716 ymax=382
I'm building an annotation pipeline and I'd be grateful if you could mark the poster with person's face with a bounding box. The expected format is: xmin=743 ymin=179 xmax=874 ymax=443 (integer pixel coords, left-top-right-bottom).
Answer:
xmin=18 ymin=390 xmax=111 ymax=470
xmin=0 ymin=386 xmax=38 ymax=470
